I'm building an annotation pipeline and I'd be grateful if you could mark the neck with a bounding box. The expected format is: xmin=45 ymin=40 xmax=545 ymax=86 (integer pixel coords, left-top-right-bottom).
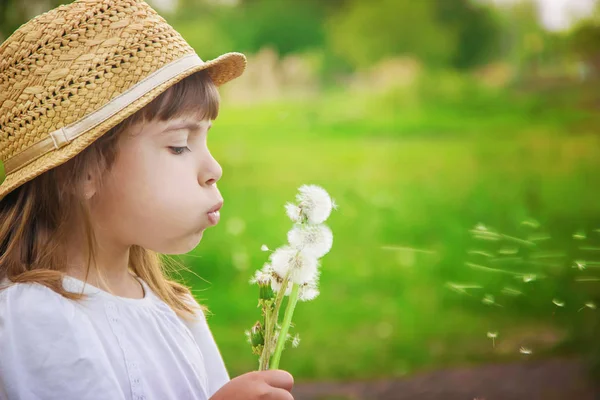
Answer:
xmin=64 ymin=225 xmax=143 ymax=298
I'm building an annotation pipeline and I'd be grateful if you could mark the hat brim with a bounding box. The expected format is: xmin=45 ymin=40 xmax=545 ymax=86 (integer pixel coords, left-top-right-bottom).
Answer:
xmin=0 ymin=52 xmax=246 ymax=200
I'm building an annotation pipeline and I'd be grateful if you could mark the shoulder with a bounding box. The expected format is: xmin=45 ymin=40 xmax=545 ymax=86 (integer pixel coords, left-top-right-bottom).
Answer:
xmin=0 ymin=281 xmax=96 ymax=354
xmin=0 ymin=281 xmax=125 ymax=398
xmin=0 ymin=281 xmax=79 ymax=325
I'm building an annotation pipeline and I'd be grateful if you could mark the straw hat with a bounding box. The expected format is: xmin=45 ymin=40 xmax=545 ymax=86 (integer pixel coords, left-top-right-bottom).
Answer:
xmin=0 ymin=0 xmax=246 ymax=199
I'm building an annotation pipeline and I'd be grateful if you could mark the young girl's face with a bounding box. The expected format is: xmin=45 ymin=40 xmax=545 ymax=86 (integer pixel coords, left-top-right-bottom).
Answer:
xmin=88 ymin=115 xmax=223 ymax=254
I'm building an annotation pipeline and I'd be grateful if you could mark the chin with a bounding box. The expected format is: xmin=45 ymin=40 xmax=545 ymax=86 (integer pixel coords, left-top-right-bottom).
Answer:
xmin=158 ymin=230 xmax=205 ymax=255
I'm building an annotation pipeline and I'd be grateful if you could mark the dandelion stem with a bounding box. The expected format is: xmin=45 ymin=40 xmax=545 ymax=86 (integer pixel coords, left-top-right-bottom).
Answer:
xmin=259 ymin=270 xmax=292 ymax=370
xmin=270 ymin=283 xmax=300 ymax=369
xmin=259 ymin=306 xmax=272 ymax=371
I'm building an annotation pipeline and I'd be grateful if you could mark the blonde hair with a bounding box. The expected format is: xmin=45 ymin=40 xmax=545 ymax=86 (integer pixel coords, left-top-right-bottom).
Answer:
xmin=0 ymin=70 xmax=220 ymax=321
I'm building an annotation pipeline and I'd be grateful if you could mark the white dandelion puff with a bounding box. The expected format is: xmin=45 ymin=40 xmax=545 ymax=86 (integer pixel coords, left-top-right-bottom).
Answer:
xmin=250 ymin=269 xmax=272 ymax=285
xmin=261 ymin=244 xmax=270 ymax=252
xmin=270 ymin=246 xmax=319 ymax=284
xmin=287 ymin=224 xmax=333 ymax=258
xmin=519 ymin=346 xmax=532 ymax=355
xmin=285 ymin=202 xmax=302 ymax=223
xmin=296 ymin=185 xmax=333 ymax=224
xmin=271 ymin=278 xmax=293 ymax=296
xmin=298 ymin=281 xmax=320 ymax=302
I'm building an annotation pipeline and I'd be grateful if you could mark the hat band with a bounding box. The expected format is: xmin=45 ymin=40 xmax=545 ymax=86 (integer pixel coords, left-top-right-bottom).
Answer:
xmin=2 ymin=53 xmax=204 ymax=176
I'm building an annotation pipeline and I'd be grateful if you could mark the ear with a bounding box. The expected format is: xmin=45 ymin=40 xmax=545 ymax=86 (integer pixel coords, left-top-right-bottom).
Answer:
xmin=81 ymin=172 xmax=98 ymax=200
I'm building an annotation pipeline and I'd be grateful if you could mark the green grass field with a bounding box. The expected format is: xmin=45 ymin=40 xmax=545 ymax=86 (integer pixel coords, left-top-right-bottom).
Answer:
xmin=176 ymin=86 xmax=600 ymax=380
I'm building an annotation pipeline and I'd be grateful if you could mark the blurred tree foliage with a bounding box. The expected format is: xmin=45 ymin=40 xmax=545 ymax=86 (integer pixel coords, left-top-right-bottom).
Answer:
xmin=2 ymin=0 xmax=600 ymax=77
xmin=0 ymin=0 xmax=63 ymax=41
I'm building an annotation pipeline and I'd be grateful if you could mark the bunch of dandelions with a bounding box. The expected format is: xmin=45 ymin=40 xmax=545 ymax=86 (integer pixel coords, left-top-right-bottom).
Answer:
xmin=246 ymin=185 xmax=336 ymax=371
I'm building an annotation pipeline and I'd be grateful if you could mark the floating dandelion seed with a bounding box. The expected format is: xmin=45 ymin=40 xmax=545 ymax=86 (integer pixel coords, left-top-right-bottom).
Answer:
xmin=528 ymin=233 xmax=551 ymax=242
xmin=468 ymin=250 xmax=494 ymax=258
xmin=502 ymin=287 xmax=522 ymax=296
xmin=487 ymin=331 xmax=498 ymax=348
xmin=552 ymin=299 xmax=565 ymax=307
xmin=498 ymin=246 xmax=519 ymax=255
xmin=521 ymin=219 xmax=540 ymax=229
xmin=522 ymin=274 xmax=537 ymax=283
xmin=578 ymin=302 xmax=597 ymax=312
xmin=475 ymin=223 xmax=488 ymax=232
xmin=482 ymin=294 xmax=498 ymax=306
xmin=520 ymin=347 xmax=532 ymax=355
xmin=573 ymin=230 xmax=586 ymax=240
xmin=261 ymin=244 xmax=270 ymax=252
xmin=331 ymin=199 xmax=339 ymax=210
xmin=573 ymin=260 xmax=586 ymax=270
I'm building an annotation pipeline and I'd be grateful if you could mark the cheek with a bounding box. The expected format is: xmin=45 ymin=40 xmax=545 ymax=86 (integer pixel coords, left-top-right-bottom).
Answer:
xmin=99 ymin=146 xmax=203 ymax=226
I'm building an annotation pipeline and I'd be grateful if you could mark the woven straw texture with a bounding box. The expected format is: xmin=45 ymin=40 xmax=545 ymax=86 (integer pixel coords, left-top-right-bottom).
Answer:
xmin=0 ymin=0 xmax=246 ymax=199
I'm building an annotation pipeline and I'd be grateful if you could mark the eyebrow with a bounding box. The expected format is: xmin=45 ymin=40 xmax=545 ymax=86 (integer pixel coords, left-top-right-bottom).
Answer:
xmin=162 ymin=121 xmax=203 ymax=133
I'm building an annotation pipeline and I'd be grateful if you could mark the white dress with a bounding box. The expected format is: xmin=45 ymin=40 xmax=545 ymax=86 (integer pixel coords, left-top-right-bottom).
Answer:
xmin=0 ymin=276 xmax=230 ymax=400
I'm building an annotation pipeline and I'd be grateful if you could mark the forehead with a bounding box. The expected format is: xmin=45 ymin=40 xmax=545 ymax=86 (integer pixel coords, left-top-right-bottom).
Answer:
xmin=133 ymin=116 xmax=212 ymax=137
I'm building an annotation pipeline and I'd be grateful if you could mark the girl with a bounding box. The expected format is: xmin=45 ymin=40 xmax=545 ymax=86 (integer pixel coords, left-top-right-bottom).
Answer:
xmin=0 ymin=0 xmax=293 ymax=399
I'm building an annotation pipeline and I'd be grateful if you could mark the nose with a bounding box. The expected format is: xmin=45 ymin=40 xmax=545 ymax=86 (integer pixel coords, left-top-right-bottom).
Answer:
xmin=201 ymin=151 xmax=223 ymax=187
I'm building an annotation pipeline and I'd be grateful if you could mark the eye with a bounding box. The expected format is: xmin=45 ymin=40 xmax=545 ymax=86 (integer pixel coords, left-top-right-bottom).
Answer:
xmin=168 ymin=146 xmax=191 ymax=155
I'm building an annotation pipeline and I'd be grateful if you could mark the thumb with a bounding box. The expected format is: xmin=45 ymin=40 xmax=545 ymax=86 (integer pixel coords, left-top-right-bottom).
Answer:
xmin=260 ymin=369 xmax=294 ymax=392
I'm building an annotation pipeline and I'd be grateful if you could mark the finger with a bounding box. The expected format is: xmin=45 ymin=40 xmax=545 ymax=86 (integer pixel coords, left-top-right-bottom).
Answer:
xmin=270 ymin=387 xmax=294 ymax=400
xmin=261 ymin=369 xmax=294 ymax=392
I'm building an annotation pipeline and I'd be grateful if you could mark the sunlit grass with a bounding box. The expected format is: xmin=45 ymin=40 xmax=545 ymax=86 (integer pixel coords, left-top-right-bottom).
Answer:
xmin=177 ymin=89 xmax=600 ymax=380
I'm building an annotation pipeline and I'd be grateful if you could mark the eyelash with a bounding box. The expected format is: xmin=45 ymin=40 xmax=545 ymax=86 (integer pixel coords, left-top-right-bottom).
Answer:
xmin=168 ymin=146 xmax=191 ymax=155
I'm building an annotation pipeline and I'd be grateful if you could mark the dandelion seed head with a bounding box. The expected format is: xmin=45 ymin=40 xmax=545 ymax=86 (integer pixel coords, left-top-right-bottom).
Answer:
xmin=285 ymin=202 xmax=302 ymax=223
xmin=296 ymin=185 xmax=333 ymax=224
xmin=298 ymin=283 xmax=320 ymax=302
xmin=288 ymin=224 xmax=333 ymax=258
xmin=270 ymin=246 xmax=319 ymax=284
xmin=270 ymin=278 xmax=293 ymax=296
xmin=249 ymin=269 xmax=272 ymax=286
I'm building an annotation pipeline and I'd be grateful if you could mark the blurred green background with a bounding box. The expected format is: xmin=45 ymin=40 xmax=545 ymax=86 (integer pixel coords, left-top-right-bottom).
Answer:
xmin=4 ymin=0 xmax=600 ymax=383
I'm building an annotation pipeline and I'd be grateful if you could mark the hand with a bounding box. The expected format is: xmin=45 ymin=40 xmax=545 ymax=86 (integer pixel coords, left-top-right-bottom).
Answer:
xmin=210 ymin=370 xmax=294 ymax=400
